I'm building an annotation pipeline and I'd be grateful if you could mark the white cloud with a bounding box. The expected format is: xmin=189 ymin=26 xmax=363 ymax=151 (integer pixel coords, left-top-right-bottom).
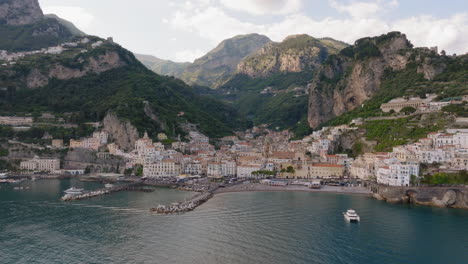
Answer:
xmin=169 ymin=7 xmax=265 ymax=45
xmin=220 ymin=0 xmax=302 ymax=15
xmin=167 ymin=0 xmax=467 ymax=61
xmin=329 ymin=0 xmax=399 ymax=19
xmin=175 ymin=49 xmax=206 ymax=62
xmin=391 ymin=13 xmax=468 ymax=55
xmin=42 ymin=6 xmax=94 ymax=30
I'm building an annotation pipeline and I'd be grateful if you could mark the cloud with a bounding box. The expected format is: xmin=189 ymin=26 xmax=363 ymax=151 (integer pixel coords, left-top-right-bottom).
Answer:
xmin=220 ymin=0 xmax=302 ymax=15
xmin=175 ymin=49 xmax=207 ymax=62
xmin=42 ymin=6 xmax=94 ymax=30
xmin=329 ymin=0 xmax=399 ymax=19
xmin=167 ymin=0 xmax=468 ymax=60
xmin=169 ymin=7 xmax=264 ymax=45
xmin=391 ymin=13 xmax=468 ymax=55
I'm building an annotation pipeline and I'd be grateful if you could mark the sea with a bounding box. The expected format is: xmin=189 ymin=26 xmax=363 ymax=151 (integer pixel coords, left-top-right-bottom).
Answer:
xmin=0 ymin=179 xmax=467 ymax=264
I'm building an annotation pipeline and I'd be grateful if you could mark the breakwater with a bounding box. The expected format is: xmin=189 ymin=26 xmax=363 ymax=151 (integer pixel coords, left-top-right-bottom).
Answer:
xmin=150 ymin=189 xmax=215 ymax=214
xmin=371 ymin=184 xmax=468 ymax=209
xmin=61 ymin=183 xmax=152 ymax=201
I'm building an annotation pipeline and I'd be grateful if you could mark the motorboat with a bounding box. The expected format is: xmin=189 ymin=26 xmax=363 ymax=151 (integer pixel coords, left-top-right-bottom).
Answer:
xmin=64 ymin=187 xmax=84 ymax=195
xmin=104 ymin=183 xmax=115 ymax=188
xmin=343 ymin=209 xmax=360 ymax=222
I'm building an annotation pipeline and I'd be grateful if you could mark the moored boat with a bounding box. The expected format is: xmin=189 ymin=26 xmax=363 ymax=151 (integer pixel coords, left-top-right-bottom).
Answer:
xmin=343 ymin=209 xmax=360 ymax=222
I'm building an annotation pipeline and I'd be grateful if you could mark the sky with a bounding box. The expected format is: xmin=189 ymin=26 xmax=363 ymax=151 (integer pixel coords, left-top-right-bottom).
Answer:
xmin=38 ymin=0 xmax=468 ymax=62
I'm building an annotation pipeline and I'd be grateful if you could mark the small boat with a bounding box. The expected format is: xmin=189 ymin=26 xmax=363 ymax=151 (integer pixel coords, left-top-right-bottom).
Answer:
xmin=64 ymin=187 xmax=85 ymax=195
xmin=343 ymin=209 xmax=360 ymax=222
xmin=104 ymin=183 xmax=115 ymax=188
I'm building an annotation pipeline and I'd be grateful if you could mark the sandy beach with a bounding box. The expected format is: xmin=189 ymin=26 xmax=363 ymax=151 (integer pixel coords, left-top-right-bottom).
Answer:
xmin=214 ymin=183 xmax=372 ymax=196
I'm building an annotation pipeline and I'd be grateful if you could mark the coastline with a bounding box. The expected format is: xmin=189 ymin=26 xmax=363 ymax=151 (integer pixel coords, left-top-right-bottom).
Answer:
xmin=213 ymin=183 xmax=372 ymax=196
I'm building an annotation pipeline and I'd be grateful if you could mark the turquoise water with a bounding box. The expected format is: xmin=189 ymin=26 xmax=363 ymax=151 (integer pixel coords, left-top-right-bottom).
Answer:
xmin=0 ymin=180 xmax=467 ymax=264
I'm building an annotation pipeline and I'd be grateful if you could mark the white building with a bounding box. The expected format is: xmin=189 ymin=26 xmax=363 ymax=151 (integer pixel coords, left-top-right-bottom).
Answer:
xmin=237 ymin=165 xmax=262 ymax=178
xmin=20 ymin=156 xmax=60 ymax=172
xmin=376 ymin=161 xmax=419 ymax=187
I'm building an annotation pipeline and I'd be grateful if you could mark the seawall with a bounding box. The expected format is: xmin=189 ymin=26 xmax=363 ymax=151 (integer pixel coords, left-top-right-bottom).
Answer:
xmin=371 ymin=185 xmax=468 ymax=209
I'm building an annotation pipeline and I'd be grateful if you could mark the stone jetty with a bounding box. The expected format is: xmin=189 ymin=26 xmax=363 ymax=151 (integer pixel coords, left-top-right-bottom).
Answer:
xmin=61 ymin=183 xmax=151 ymax=201
xmin=150 ymin=190 xmax=214 ymax=214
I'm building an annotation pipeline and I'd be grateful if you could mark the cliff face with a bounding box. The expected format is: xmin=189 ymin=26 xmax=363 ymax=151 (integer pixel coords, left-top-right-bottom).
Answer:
xmin=102 ymin=112 xmax=140 ymax=152
xmin=25 ymin=50 xmax=129 ymax=88
xmin=237 ymin=35 xmax=348 ymax=78
xmin=373 ymin=185 xmax=468 ymax=209
xmin=0 ymin=0 xmax=43 ymax=25
xmin=308 ymin=32 xmax=412 ymax=128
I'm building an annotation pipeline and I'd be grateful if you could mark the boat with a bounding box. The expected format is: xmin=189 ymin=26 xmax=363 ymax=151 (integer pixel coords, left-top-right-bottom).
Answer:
xmin=0 ymin=173 xmax=8 ymax=179
xmin=64 ymin=187 xmax=85 ymax=195
xmin=343 ymin=209 xmax=360 ymax=222
xmin=104 ymin=183 xmax=115 ymax=188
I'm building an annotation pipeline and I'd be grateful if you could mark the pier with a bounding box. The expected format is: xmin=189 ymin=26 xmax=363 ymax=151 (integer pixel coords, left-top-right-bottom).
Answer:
xmin=61 ymin=183 xmax=153 ymax=201
xmin=150 ymin=187 xmax=217 ymax=214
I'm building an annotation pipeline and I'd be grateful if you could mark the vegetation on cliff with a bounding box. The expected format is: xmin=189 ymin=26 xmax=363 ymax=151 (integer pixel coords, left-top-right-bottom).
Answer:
xmin=0 ymin=17 xmax=73 ymax=51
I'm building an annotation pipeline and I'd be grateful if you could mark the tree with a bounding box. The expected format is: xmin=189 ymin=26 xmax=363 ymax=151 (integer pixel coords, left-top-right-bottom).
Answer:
xmin=286 ymin=166 xmax=295 ymax=173
xmin=135 ymin=165 xmax=143 ymax=177
xmin=410 ymin=174 xmax=418 ymax=186
xmin=124 ymin=168 xmax=133 ymax=176
xmin=400 ymin=106 xmax=416 ymax=115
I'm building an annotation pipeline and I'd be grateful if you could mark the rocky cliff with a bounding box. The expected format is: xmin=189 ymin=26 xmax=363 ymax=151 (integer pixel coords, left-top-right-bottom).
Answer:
xmin=1 ymin=40 xmax=132 ymax=89
xmin=308 ymin=32 xmax=413 ymax=128
xmin=0 ymin=0 xmax=43 ymax=25
xmin=0 ymin=0 xmax=79 ymax=52
xmin=26 ymin=49 xmax=129 ymax=88
xmin=237 ymin=35 xmax=348 ymax=78
xmin=102 ymin=112 xmax=140 ymax=152
xmin=372 ymin=184 xmax=468 ymax=209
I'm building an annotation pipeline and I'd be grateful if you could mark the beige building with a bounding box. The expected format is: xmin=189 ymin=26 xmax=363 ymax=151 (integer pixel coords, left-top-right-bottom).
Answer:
xmin=292 ymin=163 xmax=345 ymax=179
xmin=20 ymin=156 xmax=60 ymax=172
xmin=380 ymin=95 xmax=435 ymax=113
xmin=51 ymin=139 xmax=64 ymax=148
xmin=70 ymin=137 xmax=100 ymax=150
xmin=143 ymin=160 xmax=181 ymax=178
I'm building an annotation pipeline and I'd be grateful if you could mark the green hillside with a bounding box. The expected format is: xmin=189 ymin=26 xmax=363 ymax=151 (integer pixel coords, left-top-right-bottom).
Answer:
xmin=0 ymin=18 xmax=73 ymax=51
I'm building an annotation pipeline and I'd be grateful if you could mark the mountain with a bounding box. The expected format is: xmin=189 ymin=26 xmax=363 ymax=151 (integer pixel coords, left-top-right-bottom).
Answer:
xmin=0 ymin=0 xmax=77 ymax=52
xmin=138 ymin=34 xmax=272 ymax=88
xmin=135 ymin=54 xmax=190 ymax=77
xmin=45 ymin=14 xmax=86 ymax=37
xmin=237 ymin=34 xmax=348 ymax=78
xmin=212 ymin=35 xmax=349 ymax=131
xmin=0 ymin=0 xmax=248 ymax=141
xmin=180 ymin=33 xmax=272 ymax=88
xmin=0 ymin=0 xmax=43 ymax=25
xmin=308 ymin=31 xmax=468 ymax=129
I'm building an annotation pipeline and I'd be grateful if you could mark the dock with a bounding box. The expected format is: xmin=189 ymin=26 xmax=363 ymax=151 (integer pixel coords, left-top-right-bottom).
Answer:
xmin=150 ymin=186 xmax=218 ymax=214
xmin=61 ymin=183 xmax=152 ymax=201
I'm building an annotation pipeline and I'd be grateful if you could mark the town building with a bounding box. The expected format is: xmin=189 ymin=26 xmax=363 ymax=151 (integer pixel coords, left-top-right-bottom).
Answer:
xmin=20 ymin=156 xmax=60 ymax=172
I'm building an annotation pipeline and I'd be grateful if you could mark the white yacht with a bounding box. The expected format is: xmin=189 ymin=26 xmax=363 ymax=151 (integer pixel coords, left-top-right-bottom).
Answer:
xmin=343 ymin=209 xmax=360 ymax=222
xmin=64 ymin=187 xmax=84 ymax=195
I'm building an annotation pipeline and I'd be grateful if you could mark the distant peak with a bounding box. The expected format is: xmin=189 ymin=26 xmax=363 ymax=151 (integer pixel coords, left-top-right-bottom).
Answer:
xmin=0 ymin=0 xmax=44 ymax=25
